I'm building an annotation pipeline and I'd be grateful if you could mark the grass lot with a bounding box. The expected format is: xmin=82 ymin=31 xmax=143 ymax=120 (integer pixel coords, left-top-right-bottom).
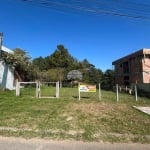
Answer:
xmin=0 ymin=87 xmax=150 ymax=143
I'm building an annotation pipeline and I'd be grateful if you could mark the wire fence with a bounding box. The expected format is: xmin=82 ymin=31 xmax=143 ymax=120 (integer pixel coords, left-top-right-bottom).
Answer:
xmin=15 ymin=81 xmax=150 ymax=102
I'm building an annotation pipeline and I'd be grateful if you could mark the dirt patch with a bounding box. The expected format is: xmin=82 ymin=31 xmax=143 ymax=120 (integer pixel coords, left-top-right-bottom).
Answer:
xmin=69 ymin=103 xmax=128 ymax=116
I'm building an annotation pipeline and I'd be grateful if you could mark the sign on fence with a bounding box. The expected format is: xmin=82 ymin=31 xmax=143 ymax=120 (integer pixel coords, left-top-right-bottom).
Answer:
xmin=78 ymin=83 xmax=97 ymax=100
xmin=79 ymin=85 xmax=96 ymax=92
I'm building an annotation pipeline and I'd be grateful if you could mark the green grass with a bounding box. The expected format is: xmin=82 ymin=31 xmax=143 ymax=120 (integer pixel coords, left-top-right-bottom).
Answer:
xmin=0 ymin=88 xmax=150 ymax=143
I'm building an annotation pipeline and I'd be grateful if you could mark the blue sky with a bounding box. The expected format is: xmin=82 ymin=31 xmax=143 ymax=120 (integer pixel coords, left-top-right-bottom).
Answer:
xmin=1 ymin=0 xmax=150 ymax=71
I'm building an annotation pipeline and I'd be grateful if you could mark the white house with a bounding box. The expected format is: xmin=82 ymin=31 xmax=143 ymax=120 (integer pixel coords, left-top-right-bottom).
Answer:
xmin=0 ymin=46 xmax=15 ymax=90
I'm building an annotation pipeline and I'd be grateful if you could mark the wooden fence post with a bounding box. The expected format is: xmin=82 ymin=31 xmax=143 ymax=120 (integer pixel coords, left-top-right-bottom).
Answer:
xmin=16 ymin=80 xmax=20 ymax=96
xmin=56 ymin=81 xmax=59 ymax=98
xmin=99 ymin=83 xmax=101 ymax=100
xmin=135 ymin=84 xmax=138 ymax=101
xmin=116 ymin=84 xmax=119 ymax=102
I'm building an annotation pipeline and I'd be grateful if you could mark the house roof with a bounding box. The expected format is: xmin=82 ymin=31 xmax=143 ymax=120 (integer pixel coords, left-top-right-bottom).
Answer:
xmin=112 ymin=48 xmax=150 ymax=65
xmin=1 ymin=45 xmax=13 ymax=53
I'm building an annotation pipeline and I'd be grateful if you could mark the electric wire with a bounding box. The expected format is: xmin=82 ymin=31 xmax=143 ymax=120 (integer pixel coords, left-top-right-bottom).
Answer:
xmin=18 ymin=0 xmax=150 ymax=20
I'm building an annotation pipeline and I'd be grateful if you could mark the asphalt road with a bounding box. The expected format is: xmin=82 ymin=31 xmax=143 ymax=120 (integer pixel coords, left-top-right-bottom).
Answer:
xmin=0 ymin=137 xmax=150 ymax=150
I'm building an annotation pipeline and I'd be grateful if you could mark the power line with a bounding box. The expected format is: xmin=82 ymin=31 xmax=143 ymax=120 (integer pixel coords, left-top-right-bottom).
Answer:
xmin=18 ymin=0 xmax=150 ymax=20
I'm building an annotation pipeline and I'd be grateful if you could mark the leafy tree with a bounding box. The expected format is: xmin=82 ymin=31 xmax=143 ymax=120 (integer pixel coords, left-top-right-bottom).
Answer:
xmin=32 ymin=56 xmax=48 ymax=71
xmin=48 ymin=45 xmax=74 ymax=68
xmin=1 ymin=48 xmax=36 ymax=81
xmin=101 ymin=69 xmax=115 ymax=90
xmin=47 ymin=68 xmax=65 ymax=82
xmin=32 ymin=44 xmax=104 ymax=85
xmin=82 ymin=64 xmax=103 ymax=85
xmin=81 ymin=59 xmax=92 ymax=69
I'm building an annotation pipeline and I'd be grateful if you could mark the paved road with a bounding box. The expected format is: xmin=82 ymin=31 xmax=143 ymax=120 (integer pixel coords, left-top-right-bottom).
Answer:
xmin=0 ymin=137 xmax=150 ymax=150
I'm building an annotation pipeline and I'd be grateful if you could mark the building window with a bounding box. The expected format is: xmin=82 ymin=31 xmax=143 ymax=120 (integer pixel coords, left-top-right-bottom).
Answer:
xmin=123 ymin=61 xmax=129 ymax=73
xmin=124 ymin=76 xmax=130 ymax=86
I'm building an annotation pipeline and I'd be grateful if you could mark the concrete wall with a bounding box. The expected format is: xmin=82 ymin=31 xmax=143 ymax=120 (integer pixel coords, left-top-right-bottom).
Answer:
xmin=0 ymin=61 xmax=15 ymax=90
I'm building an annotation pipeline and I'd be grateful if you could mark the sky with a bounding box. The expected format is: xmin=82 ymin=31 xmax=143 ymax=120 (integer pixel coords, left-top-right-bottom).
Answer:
xmin=1 ymin=0 xmax=150 ymax=71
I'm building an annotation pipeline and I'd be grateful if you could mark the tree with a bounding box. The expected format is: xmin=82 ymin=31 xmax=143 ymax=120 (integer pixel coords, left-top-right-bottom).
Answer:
xmin=48 ymin=45 xmax=74 ymax=68
xmin=101 ymin=69 xmax=115 ymax=90
xmin=47 ymin=68 xmax=65 ymax=82
xmin=1 ymin=48 xmax=36 ymax=81
xmin=32 ymin=56 xmax=48 ymax=71
xmin=82 ymin=64 xmax=103 ymax=85
xmin=32 ymin=44 xmax=104 ymax=84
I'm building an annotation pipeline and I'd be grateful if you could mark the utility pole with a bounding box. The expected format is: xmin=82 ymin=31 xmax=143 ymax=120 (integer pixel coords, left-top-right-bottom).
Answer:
xmin=0 ymin=32 xmax=3 ymax=90
xmin=0 ymin=32 xmax=3 ymax=57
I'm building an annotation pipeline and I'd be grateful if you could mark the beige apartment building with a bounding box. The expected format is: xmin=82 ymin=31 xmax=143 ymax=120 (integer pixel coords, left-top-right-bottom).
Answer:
xmin=112 ymin=48 xmax=150 ymax=86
